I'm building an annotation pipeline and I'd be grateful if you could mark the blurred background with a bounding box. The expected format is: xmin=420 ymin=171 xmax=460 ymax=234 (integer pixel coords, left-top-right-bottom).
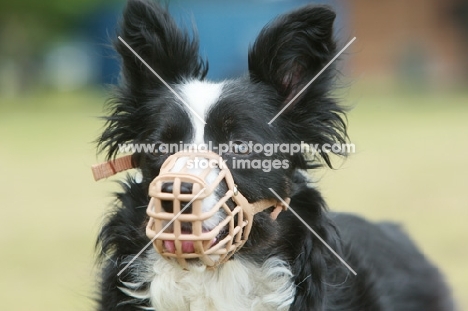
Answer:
xmin=0 ymin=0 xmax=467 ymax=310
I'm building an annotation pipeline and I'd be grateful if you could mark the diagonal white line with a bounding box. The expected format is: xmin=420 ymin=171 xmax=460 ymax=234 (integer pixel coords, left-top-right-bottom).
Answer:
xmin=268 ymin=37 xmax=356 ymax=125
xmin=118 ymin=36 xmax=206 ymax=125
xmin=117 ymin=188 xmax=206 ymax=276
xmin=268 ymin=188 xmax=357 ymax=275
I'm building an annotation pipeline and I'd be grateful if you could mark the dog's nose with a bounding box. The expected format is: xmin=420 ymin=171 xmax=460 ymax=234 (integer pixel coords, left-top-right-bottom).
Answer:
xmin=161 ymin=182 xmax=193 ymax=194
xmin=161 ymin=182 xmax=193 ymax=213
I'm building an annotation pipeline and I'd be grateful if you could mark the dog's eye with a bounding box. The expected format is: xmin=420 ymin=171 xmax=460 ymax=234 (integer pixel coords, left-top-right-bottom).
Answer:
xmin=232 ymin=140 xmax=250 ymax=155
xmin=153 ymin=142 xmax=169 ymax=155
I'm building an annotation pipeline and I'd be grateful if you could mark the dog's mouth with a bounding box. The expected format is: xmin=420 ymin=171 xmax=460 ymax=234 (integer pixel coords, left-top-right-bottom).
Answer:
xmin=161 ymin=217 xmax=229 ymax=255
xmin=162 ymin=229 xmax=220 ymax=254
xmin=163 ymin=238 xmax=215 ymax=254
xmin=159 ymin=190 xmax=235 ymax=255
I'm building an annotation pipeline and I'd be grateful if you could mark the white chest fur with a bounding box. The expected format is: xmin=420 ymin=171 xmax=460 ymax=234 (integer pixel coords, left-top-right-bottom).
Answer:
xmin=119 ymin=254 xmax=296 ymax=311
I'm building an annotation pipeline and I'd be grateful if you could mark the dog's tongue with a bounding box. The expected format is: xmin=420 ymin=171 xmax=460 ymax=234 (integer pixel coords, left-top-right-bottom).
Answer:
xmin=163 ymin=237 xmax=217 ymax=254
xmin=164 ymin=240 xmax=195 ymax=253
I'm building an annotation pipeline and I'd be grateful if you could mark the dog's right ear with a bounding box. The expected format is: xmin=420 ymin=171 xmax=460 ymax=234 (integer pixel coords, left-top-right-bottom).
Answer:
xmin=248 ymin=6 xmax=347 ymax=168
xmin=117 ymin=0 xmax=207 ymax=94
xmin=99 ymin=0 xmax=208 ymax=160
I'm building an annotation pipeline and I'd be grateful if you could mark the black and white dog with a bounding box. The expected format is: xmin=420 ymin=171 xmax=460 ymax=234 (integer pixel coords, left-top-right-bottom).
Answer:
xmin=95 ymin=0 xmax=454 ymax=310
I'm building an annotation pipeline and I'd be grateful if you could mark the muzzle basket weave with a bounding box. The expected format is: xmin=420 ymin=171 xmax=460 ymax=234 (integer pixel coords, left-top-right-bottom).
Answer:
xmin=146 ymin=152 xmax=253 ymax=269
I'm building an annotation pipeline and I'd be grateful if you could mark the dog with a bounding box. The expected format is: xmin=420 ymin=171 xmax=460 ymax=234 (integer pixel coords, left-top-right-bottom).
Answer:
xmin=94 ymin=0 xmax=455 ymax=310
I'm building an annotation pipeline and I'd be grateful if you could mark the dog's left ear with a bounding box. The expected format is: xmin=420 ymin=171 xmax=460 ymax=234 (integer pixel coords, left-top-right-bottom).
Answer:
xmin=249 ymin=6 xmax=347 ymax=167
xmin=248 ymin=5 xmax=336 ymax=104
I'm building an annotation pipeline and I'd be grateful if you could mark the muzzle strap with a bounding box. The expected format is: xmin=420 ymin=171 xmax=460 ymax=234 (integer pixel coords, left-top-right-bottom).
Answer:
xmin=91 ymin=155 xmax=135 ymax=181
xmin=252 ymin=198 xmax=289 ymax=220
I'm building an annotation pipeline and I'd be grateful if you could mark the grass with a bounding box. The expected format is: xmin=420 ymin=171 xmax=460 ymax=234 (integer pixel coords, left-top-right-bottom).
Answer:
xmin=0 ymin=88 xmax=467 ymax=310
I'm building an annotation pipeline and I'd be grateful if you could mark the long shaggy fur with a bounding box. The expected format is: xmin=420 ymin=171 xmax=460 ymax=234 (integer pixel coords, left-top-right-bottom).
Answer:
xmin=95 ymin=1 xmax=454 ymax=310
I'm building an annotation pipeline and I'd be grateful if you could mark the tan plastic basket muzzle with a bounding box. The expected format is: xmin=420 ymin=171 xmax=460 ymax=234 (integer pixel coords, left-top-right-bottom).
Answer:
xmin=145 ymin=151 xmax=286 ymax=269
xmin=91 ymin=151 xmax=288 ymax=269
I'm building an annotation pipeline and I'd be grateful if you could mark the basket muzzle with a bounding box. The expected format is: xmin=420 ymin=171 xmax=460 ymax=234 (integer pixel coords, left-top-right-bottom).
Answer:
xmin=91 ymin=150 xmax=288 ymax=270
xmin=145 ymin=151 xmax=286 ymax=269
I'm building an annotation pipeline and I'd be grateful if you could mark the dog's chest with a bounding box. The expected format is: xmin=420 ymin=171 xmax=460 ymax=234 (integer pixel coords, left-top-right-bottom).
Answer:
xmin=127 ymin=256 xmax=296 ymax=311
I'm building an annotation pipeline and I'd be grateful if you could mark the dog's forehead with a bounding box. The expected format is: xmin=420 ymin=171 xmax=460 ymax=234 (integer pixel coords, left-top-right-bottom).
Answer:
xmin=178 ymin=80 xmax=224 ymax=144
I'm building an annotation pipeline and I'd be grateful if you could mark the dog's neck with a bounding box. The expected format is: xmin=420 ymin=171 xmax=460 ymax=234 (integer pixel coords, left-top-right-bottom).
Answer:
xmin=119 ymin=252 xmax=296 ymax=311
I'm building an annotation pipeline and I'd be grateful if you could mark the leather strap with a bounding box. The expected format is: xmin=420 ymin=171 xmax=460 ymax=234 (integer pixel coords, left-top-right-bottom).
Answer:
xmin=252 ymin=197 xmax=290 ymax=220
xmin=91 ymin=153 xmax=290 ymax=220
xmin=91 ymin=155 xmax=135 ymax=181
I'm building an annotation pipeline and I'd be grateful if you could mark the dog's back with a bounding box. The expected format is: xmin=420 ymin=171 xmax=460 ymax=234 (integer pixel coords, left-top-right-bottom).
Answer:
xmin=329 ymin=213 xmax=454 ymax=310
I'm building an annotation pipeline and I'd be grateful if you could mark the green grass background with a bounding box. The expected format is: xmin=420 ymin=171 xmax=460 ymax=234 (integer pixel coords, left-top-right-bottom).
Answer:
xmin=0 ymin=88 xmax=467 ymax=310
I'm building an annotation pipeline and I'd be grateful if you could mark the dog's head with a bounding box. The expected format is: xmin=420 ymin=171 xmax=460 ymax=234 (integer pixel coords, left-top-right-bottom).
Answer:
xmin=97 ymin=0 xmax=346 ymax=268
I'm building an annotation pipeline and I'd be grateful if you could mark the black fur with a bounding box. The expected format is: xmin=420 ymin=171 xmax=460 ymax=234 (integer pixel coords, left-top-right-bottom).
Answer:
xmin=95 ymin=1 xmax=454 ymax=310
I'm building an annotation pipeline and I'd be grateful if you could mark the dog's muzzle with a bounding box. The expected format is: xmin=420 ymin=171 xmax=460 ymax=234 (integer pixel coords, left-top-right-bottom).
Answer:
xmin=145 ymin=151 xmax=287 ymax=269
xmin=91 ymin=151 xmax=288 ymax=269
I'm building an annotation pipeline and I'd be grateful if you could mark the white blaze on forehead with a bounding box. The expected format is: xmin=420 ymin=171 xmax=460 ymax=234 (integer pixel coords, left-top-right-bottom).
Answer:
xmin=179 ymin=80 xmax=224 ymax=144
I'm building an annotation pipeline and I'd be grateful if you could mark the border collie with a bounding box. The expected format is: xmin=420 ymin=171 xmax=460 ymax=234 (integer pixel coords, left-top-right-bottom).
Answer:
xmin=95 ymin=0 xmax=454 ymax=310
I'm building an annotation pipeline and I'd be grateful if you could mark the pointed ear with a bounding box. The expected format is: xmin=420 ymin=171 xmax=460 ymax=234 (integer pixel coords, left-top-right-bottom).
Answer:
xmin=248 ymin=5 xmax=336 ymax=103
xmin=249 ymin=6 xmax=348 ymax=168
xmin=117 ymin=0 xmax=207 ymax=94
